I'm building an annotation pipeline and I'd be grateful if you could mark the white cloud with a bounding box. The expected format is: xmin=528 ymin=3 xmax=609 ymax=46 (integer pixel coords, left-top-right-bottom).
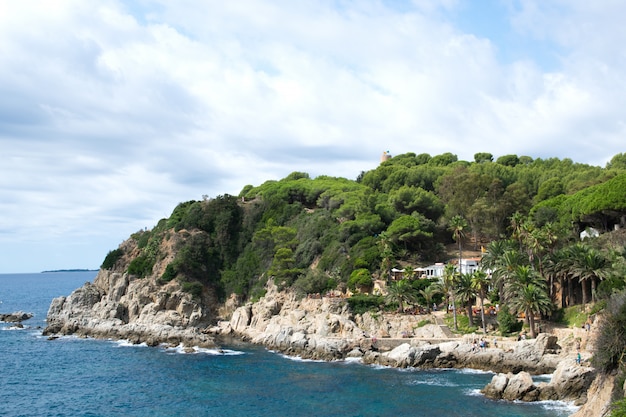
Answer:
xmin=0 ymin=0 xmax=625 ymax=272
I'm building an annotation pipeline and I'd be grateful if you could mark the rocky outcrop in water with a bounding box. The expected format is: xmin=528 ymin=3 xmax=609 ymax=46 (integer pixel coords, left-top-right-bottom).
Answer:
xmin=482 ymin=359 xmax=597 ymax=404
xmin=0 ymin=311 xmax=33 ymax=323
xmin=45 ymin=270 xmax=597 ymax=410
xmin=43 ymin=269 xmax=217 ymax=347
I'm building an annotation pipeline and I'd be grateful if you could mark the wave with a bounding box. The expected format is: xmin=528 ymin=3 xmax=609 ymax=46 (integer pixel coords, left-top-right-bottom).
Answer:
xmin=455 ymin=367 xmax=494 ymax=375
xmin=342 ymin=357 xmax=363 ymax=364
xmin=163 ymin=344 xmax=245 ymax=356
xmin=407 ymin=376 xmax=459 ymax=388
xmin=537 ymin=400 xmax=579 ymax=414
xmin=111 ymin=339 xmax=148 ymax=348
xmin=275 ymin=352 xmax=327 ymax=363
xmin=533 ymin=373 xmax=553 ymax=383
xmin=1 ymin=325 xmax=28 ymax=331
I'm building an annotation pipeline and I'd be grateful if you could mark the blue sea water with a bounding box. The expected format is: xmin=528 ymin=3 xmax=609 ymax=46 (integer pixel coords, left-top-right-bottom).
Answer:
xmin=0 ymin=271 xmax=578 ymax=417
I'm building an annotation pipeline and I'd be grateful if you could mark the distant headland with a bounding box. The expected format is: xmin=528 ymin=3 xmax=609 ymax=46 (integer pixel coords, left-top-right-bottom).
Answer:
xmin=41 ymin=269 xmax=97 ymax=273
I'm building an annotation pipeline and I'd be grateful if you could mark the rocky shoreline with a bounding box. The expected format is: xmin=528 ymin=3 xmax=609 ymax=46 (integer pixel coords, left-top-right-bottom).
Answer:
xmin=43 ymin=270 xmax=608 ymax=416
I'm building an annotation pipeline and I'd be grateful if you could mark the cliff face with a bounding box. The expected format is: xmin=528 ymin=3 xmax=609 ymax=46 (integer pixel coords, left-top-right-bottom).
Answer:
xmin=44 ymin=268 xmax=606 ymax=413
xmin=44 ymin=234 xmax=219 ymax=347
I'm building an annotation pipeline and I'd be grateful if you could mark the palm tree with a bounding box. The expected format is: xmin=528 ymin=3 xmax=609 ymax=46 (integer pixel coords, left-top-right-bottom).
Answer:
xmin=570 ymin=245 xmax=610 ymax=304
xmin=378 ymin=232 xmax=394 ymax=282
xmin=504 ymin=265 xmax=551 ymax=335
xmin=509 ymin=211 xmax=526 ymax=252
xmin=441 ymin=263 xmax=459 ymax=331
xmin=385 ymin=279 xmax=417 ymax=313
xmin=420 ymin=283 xmax=442 ymax=314
xmin=491 ymin=248 xmax=527 ymax=301
xmin=504 ymin=265 xmax=544 ymax=301
xmin=449 ymin=215 xmax=468 ymax=273
xmin=544 ymin=249 xmax=569 ymax=307
xmin=471 ymin=269 xmax=491 ymax=334
xmin=456 ymin=272 xmax=477 ymax=327
xmin=508 ymin=281 xmax=553 ymax=338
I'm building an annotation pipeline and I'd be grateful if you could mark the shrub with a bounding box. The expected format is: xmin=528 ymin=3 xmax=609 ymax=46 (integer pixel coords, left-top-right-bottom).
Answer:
xmin=346 ymin=294 xmax=383 ymax=315
xmin=292 ymin=269 xmax=335 ymax=296
xmin=348 ymin=268 xmax=372 ymax=291
xmin=609 ymin=398 xmax=626 ymax=417
xmin=498 ymin=305 xmax=523 ymax=336
xmin=591 ymin=291 xmax=626 ymax=372
xmin=181 ymin=281 xmax=204 ymax=298
xmin=159 ymin=263 xmax=177 ymax=284
xmin=444 ymin=314 xmax=479 ymax=334
xmin=127 ymin=254 xmax=154 ymax=278
xmin=101 ymin=248 xmax=123 ymax=270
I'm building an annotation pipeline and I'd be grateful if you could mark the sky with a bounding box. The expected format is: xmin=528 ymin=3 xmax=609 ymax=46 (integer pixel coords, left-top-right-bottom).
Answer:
xmin=1 ymin=0 xmax=625 ymax=273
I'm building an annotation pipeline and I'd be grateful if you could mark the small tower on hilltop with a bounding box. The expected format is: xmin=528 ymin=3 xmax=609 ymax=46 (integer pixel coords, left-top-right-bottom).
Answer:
xmin=381 ymin=150 xmax=392 ymax=163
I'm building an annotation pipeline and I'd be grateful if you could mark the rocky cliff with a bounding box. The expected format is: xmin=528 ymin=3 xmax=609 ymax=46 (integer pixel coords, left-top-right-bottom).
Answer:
xmin=44 ymin=268 xmax=217 ymax=347
xmin=45 ymin=270 xmax=608 ymax=414
xmin=208 ymin=279 xmax=601 ymax=410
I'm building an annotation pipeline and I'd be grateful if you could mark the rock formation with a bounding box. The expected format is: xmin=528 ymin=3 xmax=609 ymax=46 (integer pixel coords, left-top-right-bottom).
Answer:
xmin=44 ymin=269 xmax=217 ymax=347
xmin=208 ymin=279 xmax=595 ymax=407
xmin=45 ymin=270 xmax=600 ymax=411
xmin=0 ymin=311 xmax=33 ymax=322
xmin=482 ymin=359 xmax=597 ymax=404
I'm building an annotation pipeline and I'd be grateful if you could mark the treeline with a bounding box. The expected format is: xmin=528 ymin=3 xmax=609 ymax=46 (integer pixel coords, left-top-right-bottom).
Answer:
xmin=100 ymin=151 xmax=626 ymax=305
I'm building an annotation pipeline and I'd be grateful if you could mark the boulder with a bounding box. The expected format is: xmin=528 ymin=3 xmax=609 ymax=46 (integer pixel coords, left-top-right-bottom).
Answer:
xmin=482 ymin=373 xmax=510 ymax=400
xmin=550 ymin=358 xmax=597 ymax=401
xmin=0 ymin=311 xmax=33 ymax=322
xmin=383 ymin=343 xmax=415 ymax=367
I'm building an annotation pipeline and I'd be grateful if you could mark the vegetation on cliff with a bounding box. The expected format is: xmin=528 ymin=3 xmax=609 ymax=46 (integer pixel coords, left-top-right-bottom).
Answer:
xmin=100 ymin=151 xmax=626 ymax=303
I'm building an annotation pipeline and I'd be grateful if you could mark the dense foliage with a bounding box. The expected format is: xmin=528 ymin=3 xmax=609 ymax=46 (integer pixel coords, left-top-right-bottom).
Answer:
xmin=100 ymin=151 xmax=626 ymax=313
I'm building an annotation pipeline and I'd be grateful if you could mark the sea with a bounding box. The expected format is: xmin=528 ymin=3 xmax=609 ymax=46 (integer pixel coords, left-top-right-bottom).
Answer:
xmin=0 ymin=271 xmax=579 ymax=417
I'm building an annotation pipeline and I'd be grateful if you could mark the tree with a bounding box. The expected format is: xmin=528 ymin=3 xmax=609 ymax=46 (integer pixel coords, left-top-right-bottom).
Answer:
xmin=569 ymin=244 xmax=610 ymax=303
xmin=419 ymin=283 xmax=442 ymax=313
xmin=377 ymin=232 xmax=394 ymax=282
xmin=385 ymin=279 xmax=417 ymax=313
xmin=474 ymin=152 xmax=493 ymax=163
xmin=508 ymin=281 xmax=553 ymax=338
xmin=388 ymin=185 xmax=444 ymax=221
xmin=442 ymin=263 xmax=459 ymax=330
xmin=348 ymin=268 xmax=373 ymax=293
xmin=386 ymin=214 xmax=435 ymax=253
xmin=496 ymin=154 xmax=520 ymax=167
xmin=449 ymin=215 xmax=469 ymax=272
xmin=606 ymin=152 xmax=626 ymax=170
xmin=505 ymin=265 xmax=552 ymax=338
xmin=471 ymin=270 xmax=491 ymax=334
xmin=456 ymin=272 xmax=477 ymax=327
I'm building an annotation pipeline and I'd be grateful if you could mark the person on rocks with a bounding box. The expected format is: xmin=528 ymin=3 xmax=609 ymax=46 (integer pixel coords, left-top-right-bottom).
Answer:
xmin=576 ymin=351 xmax=582 ymax=365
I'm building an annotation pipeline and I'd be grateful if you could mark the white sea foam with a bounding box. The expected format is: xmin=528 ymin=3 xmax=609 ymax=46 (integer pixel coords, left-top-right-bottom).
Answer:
xmin=465 ymin=388 xmax=483 ymax=396
xmin=533 ymin=373 xmax=553 ymax=383
xmin=408 ymin=376 xmax=459 ymax=387
xmin=455 ymin=367 xmax=494 ymax=375
xmin=367 ymin=363 xmax=388 ymax=370
xmin=112 ymin=339 xmax=148 ymax=348
xmin=277 ymin=353 xmax=326 ymax=363
xmin=538 ymin=400 xmax=579 ymax=414
xmin=163 ymin=344 xmax=244 ymax=355
xmin=1 ymin=325 xmax=27 ymax=331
